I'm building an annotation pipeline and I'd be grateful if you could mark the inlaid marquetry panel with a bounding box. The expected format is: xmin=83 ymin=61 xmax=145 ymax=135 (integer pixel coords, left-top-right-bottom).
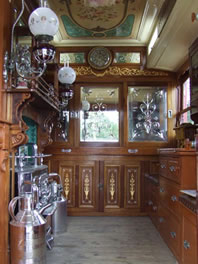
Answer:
xmin=104 ymin=165 xmax=120 ymax=208
xmin=79 ymin=166 xmax=96 ymax=208
xmin=124 ymin=165 xmax=140 ymax=208
xmin=59 ymin=165 xmax=75 ymax=207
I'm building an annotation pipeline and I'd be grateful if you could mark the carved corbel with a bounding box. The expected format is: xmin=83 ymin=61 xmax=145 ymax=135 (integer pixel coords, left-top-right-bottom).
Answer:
xmin=39 ymin=111 xmax=56 ymax=151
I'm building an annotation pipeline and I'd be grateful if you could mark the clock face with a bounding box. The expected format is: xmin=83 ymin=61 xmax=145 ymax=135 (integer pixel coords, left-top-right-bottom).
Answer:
xmin=88 ymin=47 xmax=112 ymax=70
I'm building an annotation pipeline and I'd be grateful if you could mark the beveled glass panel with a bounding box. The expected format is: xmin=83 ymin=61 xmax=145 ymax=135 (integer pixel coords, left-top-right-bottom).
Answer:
xmin=113 ymin=52 xmax=140 ymax=64
xmin=60 ymin=52 xmax=85 ymax=64
xmin=80 ymin=86 xmax=119 ymax=142
xmin=128 ymin=86 xmax=167 ymax=142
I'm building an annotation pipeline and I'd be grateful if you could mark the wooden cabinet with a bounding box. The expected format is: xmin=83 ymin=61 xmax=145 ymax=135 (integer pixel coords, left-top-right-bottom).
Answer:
xmin=103 ymin=162 xmax=140 ymax=212
xmin=158 ymin=148 xmax=197 ymax=262
xmin=49 ymin=155 xmax=145 ymax=215
xmin=59 ymin=160 xmax=99 ymax=213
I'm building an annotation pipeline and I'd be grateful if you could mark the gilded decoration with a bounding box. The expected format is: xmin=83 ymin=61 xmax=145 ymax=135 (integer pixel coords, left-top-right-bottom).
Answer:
xmin=130 ymin=173 xmax=135 ymax=200
xmin=73 ymin=66 xmax=169 ymax=77
xmin=109 ymin=173 xmax=115 ymax=200
xmin=64 ymin=173 xmax=70 ymax=199
xmin=84 ymin=174 xmax=90 ymax=200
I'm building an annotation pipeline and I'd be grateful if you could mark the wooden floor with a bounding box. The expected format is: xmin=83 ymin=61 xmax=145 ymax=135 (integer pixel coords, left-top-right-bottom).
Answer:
xmin=47 ymin=216 xmax=177 ymax=264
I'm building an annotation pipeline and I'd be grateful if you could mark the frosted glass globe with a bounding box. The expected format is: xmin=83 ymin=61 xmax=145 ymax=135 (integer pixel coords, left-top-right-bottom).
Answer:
xmin=58 ymin=66 xmax=76 ymax=84
xmin=28 ymin=7 xmax=59 ymax=38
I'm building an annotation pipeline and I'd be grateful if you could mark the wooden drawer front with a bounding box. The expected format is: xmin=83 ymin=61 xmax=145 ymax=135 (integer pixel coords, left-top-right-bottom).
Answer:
xmin=168 ymin=215 xmax=181 ymax=259
xmin=159 ymin=158 xmax=167 ymax=177
xmin=158 ymin=205 xmax=181 ymax=259
xmin=167 ymin=159 xmax=180 ymax=183
xmin=159 ymin=177 xmax=181 ymax=217
xmin=182 ymin=216 xmax=197 ymax=264
xmin=158 ymin=204 xmax=170 ymax=240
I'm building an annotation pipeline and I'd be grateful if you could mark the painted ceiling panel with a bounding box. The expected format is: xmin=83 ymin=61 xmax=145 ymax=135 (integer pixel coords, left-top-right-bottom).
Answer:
xmin=49 ymin=0 xmax=146 ymax=40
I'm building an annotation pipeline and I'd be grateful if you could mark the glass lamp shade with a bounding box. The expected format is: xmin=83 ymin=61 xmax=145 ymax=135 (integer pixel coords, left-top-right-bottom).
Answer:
xmin=58 ymin=66 xmax=76 ymax=84
xmin=32 ymin=43 xmax=56 ymax=63
xmin=28 ymin=7 xmax=59 ymax=40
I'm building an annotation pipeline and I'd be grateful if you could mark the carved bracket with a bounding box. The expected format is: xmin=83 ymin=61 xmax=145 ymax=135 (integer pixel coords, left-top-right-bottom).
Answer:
xmin=39 ymin=111 xmax=56 ymax=151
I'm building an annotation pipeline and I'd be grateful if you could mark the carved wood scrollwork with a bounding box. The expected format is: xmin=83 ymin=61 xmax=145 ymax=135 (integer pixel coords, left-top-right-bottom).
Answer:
xmin=10 ymin=92 xmax=34 ymax=149
xmin=0 ymin=150 xmax=9 ymax=173
xmin=39 ymin=111 xmax=56 ymax=151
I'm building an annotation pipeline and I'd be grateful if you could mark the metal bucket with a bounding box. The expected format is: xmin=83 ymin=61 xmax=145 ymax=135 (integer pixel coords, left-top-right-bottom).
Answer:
xmin=9 ymin=194 xmax=49 ymax=264
xmin=51 ymin=196 xmax=67 ymax=234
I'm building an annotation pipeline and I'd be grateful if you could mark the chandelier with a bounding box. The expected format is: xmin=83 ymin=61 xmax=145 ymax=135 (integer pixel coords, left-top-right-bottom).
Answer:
xmin=3 ymin=0 xmax=59 ymax=82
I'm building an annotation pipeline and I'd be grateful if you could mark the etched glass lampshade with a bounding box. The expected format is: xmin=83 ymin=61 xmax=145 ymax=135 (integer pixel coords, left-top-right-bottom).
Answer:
xmin=28 ymin=6 xmax=59 ymax=42
xmin=58 ymin=64 xmax=76 ymax=85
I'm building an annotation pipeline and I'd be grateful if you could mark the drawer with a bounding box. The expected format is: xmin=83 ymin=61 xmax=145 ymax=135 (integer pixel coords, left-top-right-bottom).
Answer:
xmin=159 ymin=177 xmax=181 ymax=218
xmin=159 ymin=158 xmax=167 ymax=177
xmin=168 ymin=214 xmax=181 ymax=260
xmin=158 ymin=204 xmax=170 ymax=241
xmin=158 ymin=204 xmax=181 ymax=261
xmin=167 ymin=158 xmax=180 ymax=183
xmin=182 ymin=212 xmax=197 ymax=264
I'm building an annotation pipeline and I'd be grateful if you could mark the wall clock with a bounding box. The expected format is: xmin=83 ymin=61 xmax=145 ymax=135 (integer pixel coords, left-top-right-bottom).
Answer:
xmin=88 ymin=47 xmax=112 ymax=70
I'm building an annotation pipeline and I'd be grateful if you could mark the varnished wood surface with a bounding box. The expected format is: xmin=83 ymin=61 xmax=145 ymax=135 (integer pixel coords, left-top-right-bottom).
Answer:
xmin=47 ymin=216 xmax=177 ymax=264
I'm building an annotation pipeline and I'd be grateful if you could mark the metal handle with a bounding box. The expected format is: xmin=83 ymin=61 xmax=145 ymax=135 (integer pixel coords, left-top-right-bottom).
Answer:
xmin=170 ymin=231 xmax=176 ymax=238
xmin=171 ymin=195 xmax=177 ymax=202
xmin=153 ymin=206 xmax=157 ymax=211
xmin=8 ymin=196 xmax=21 ymax=221
xmin=159 ymin=217 xmax=164 ymax=223
xmin=160 ymin=187 xmax=164 ymax=193
xmin=169 ymin=165 xmax=176 ymax=172
xmin=160 ymin=163 xmax=166 ymax=169
xmin=128 ymin=149 xmax=138 ymax=154
xmin=61 ymin=149 xmax=72 ymax=153
xmin=184 ymin=240 xmax=190 ymax=249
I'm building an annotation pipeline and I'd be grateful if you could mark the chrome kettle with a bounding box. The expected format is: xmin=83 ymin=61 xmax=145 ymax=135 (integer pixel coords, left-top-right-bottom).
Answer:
xmin=9 ymin=192 xmax=50 ymax=264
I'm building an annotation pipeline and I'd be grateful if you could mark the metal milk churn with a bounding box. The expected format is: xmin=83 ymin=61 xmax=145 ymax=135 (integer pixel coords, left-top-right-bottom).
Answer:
xmin=8 ymin=193 xmax=50 ymax=264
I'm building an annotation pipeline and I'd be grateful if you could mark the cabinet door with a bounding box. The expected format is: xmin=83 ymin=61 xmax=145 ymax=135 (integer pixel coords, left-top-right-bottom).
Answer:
xmin=59 ymin=162 xmax=76 ymax=208
xmin=104 ymin=165 xmax=121 ymax=209
xmin=124 ymin=165 xmax=140 ymax=208
xmin=59 ymin=160 xmax=99 ymax=212
xmin=79 ymin=163 xmax=98 ymax=209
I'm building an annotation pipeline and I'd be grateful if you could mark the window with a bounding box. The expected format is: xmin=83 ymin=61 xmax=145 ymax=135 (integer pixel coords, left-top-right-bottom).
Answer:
xmin=128 ymin=86 xmax=167 ymax=142
xmin=80 ymin=86 xmax=119 ymax=142
xmin=180 ymin=78 xmax=193 ymax=124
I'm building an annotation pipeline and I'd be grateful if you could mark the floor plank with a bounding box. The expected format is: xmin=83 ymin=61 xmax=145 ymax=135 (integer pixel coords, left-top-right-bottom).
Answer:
xmin=47 ymin=216 xmax=178 ymax=264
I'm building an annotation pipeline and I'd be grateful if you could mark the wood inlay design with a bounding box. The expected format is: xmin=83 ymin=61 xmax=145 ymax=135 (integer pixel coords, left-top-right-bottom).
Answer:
xmin=79 ymin=166 xmax=95 ymax=208
xmin=84 ymin=174 xmax=90 ymax=200
xmin=109 ymin=173 xmax=115 ymax=200
xmin=104 ymin=165 xmax=120 ymax=208
xmin=60 ymin=165 xmax=75 ymax=207
xmin=64 ymin=172 xmax=70 ymax=200
xmin=130 ymin=173 xmax=135 ymax=200
xmin=125 ymin=166 xmax=139 ymax=208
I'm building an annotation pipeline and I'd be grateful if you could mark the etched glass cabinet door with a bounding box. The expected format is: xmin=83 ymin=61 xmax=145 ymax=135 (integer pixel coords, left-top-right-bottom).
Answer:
xmin=128 ymin=86 xmax=168 ymax=142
